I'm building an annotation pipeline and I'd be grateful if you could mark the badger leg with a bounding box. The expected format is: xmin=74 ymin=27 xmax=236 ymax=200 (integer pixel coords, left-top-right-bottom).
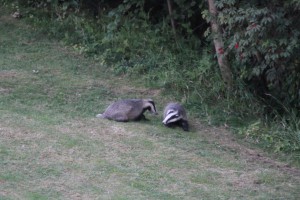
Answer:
xmin=134 ymin=114 xmax=148 ymax=121
xmin=164 ymin=123 xmax=176 ymax=129
xmin=181 ymin=120 xmax=189 ymax=131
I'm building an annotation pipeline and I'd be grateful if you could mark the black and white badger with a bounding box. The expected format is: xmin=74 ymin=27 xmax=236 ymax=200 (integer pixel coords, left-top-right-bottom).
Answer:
xmin=162 ymin=102 xmax=189 ymax=131
xmin=96 ymin=99 xmax=158 ymax=122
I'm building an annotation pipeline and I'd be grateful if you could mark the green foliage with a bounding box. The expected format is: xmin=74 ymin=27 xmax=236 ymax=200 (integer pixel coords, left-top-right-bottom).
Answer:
xmin=209 ymin=0 xmax=300 ymax=111
xmin=239 ymin=113 xmax=300 ymax=153
xmin=201 ymin=0 xmax=300 ymax=153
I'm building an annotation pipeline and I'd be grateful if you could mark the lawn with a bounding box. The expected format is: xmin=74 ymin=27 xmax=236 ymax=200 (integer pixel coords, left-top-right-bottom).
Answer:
xmin=0 ymin=10 xmax=300 ymax=200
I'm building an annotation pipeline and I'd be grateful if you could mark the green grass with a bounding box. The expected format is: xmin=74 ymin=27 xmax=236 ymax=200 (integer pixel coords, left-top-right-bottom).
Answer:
xmin=1 ymin=8 xmax=300 ymax=200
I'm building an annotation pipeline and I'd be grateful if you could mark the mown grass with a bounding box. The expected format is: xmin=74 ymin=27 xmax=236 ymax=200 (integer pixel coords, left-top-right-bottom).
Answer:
xmin=1 ymin=9 xmax=300 ymax=200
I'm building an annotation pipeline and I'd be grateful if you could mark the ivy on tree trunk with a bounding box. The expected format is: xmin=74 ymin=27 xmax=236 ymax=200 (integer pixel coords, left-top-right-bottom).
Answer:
xmin=207 ymin=0 xmax=233 ymax=89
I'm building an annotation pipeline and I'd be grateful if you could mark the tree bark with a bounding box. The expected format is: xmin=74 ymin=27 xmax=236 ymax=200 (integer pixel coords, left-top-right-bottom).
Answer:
xmin=167 ymin=0 xmax=176 ymax=36
xmin=207 ymin=0 xmax=233 ymax=89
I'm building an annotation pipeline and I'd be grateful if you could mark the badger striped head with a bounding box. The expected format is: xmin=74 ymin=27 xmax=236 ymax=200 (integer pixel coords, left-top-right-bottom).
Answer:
xmin=143 ymin=99 xmax=158 ymax=115
xmin=162 ymin=109 xmax=182 ymax=125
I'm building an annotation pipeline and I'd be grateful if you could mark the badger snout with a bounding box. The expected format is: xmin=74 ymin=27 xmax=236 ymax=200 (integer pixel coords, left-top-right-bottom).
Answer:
xmin=162 ymin=119 xmax=168 ymax=125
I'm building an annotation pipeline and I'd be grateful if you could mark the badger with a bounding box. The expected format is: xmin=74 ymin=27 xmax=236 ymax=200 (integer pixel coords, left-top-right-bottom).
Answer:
xmin=96 ymin=99 xmax=158 ymax=122
xmin=162 ymin=102 xmax=189 ymax=131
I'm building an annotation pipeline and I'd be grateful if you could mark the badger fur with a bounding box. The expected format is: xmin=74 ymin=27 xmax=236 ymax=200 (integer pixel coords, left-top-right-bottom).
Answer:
xmin=96 ymin=99 xmax=157 ymax=122
xmin=162 ymin=102 xmax=189 ymax=131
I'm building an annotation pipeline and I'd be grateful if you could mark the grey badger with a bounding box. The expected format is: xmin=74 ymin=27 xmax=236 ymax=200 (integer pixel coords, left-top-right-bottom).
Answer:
xmin=162 ymin=102 xmax=189 ymax=131
xmin=96 ymin=99 xmax=157 ymax=122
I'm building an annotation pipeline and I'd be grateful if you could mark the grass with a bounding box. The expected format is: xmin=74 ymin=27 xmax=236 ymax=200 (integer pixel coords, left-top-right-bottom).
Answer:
xmin=1 ymin=8 xmax=300 ymax=200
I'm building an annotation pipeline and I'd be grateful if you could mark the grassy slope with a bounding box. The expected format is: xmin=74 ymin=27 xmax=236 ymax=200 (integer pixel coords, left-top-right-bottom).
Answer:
xmin=0 ymin=11 xmax=300 ymax=200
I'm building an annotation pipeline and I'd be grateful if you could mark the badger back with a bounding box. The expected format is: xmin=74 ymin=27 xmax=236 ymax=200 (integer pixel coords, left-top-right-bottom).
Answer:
xmin=102 ymin=99 xmax=142 ymax=120
xmin=99 ymin=99 xmax=157 ymax=122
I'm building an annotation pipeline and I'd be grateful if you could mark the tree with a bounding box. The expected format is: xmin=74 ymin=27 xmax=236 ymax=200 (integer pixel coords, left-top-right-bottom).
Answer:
xmin=166 ymin=0 xmax=176 ymax=36
xmin=214 ymin=0 xmax=300 ymax=111
xmin=206 ymin=0 xmax=233 ymax=89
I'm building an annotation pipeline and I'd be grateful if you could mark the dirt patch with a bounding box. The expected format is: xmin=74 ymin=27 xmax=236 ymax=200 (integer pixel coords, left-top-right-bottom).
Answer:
xmin=112 ymin=84 xmax=161 ymax=97
xmin=0 ymin=14 xmax=17 ymax=23
xmin=107 ymin=82 xmax=162 ymax=98
xmin=244 ymin=148 xmax=300 ymax=176
xmin=0 ymin=70 xmax=19 ymax=78
xmin=193 ymin=122 xmax=300 ymax=177
xmin=0 ymin=87 xmax=11 ymax=95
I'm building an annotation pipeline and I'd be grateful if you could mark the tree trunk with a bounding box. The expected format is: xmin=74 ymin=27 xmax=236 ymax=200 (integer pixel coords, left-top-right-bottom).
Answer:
xmin=207 ymin=0 xmax=233 ymax=89
xmin=167 ymin=0 xmax=176 ymax=36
